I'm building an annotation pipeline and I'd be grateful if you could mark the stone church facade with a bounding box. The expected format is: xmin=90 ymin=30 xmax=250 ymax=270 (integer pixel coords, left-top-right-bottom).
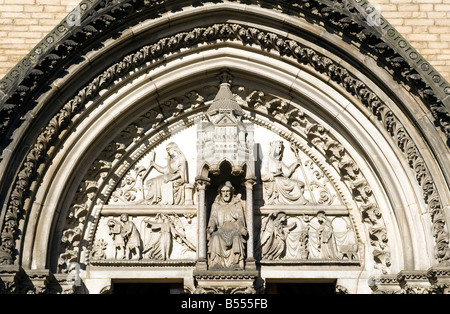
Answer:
xmin=0 ymin=0 xmax=449 ymax=294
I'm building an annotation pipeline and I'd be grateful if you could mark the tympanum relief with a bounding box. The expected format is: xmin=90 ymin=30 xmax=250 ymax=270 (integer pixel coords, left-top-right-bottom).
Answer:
xmin=87 ymin=83 xmax=361 ymax=270
xmin=109 ymin=142 xmax=192 ymax=206
xmin=91 ymin=213 xmax=197 ymax=262
xmin=258 ymin=211 xmax=359 ymax=262
xmin=90 ymin=124 xmax=359 ymax=266
xmin=261 ymin=140 xmax=309 ymax=206
xmin=107 ymin=214 xmax=142 ymax=260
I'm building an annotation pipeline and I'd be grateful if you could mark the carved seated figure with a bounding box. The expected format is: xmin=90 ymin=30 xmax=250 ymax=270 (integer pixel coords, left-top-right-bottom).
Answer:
xmin=144 ymin=142 xmax=188 ymax=205
xmin=207 ymin=181 xmax=247 ymax=270
xmin=261 ymin=140 xmax=308 ymax=205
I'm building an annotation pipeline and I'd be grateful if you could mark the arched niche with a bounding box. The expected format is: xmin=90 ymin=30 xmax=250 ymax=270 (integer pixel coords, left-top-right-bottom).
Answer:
xmin=0 ymin=1 xmax=448 ymax=294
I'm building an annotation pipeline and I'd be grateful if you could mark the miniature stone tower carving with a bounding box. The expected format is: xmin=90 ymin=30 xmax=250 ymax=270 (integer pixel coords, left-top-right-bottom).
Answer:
xmin=195 ymin=71 xmax=256 ymax=271
xmin=196 ymin=71 xmax=255 ymax=179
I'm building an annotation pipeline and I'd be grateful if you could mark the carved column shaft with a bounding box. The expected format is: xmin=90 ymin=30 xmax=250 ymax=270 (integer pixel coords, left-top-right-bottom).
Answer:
xmin=245 ymin=178 xmax=256 ymax=266
xmin=196 ymin=178 xmax=209 ymax=266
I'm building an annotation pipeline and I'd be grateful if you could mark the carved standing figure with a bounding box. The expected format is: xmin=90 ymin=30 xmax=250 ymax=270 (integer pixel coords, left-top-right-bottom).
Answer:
xmin=144 ymin=142 xmax=188 ymax=205
xmin=143 ymin=214 xmax=196 ymax=260
xmin=261 ymin=141 xmax=308 ymax=205
xmin=316 ymin=212 xmax=339 ymax=259
xmin=120 ymin=214 xmax=142 ymax=260
xmin=260 ymin=212 xmax=296 ymax=260
xmin=107 ymin=219 xmax=126 ymax=259
xmin=207 ymin=181 xmax=247 ymax=270
xmin=143 ymin=214 xmax=173 ymax=260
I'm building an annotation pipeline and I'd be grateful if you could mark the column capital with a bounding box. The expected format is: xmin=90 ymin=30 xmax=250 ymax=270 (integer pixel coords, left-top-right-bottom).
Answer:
xmin=195 ymin=177 xmax=210 ymax=190
xmin=243 ymin=177 xmax=257 ymax=189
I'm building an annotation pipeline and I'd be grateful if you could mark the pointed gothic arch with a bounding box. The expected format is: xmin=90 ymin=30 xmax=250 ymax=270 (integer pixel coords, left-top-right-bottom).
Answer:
xmin=0 ymin=0 xmax=449 ymax=294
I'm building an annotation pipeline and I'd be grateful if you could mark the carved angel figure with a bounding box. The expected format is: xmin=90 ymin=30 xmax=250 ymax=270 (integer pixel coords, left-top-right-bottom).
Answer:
xmin=143 ymin=214 xmax=195 ymax=260
xmin=261 ymin=141 xmax=308 ymax=205
xmin=207 ymin=181 xmax=247 ymax=270
xmin=143 ymin=142 xmax=188 ymax=205
xmin=260 ymin=212 xmax=296 ymax=260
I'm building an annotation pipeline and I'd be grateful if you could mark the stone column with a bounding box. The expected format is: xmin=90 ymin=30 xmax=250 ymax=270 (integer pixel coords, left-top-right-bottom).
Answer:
xmin=195 ymin=177 xmax=210 ymax=270
xmin=244 ymin=178 xmax=256 ymax=269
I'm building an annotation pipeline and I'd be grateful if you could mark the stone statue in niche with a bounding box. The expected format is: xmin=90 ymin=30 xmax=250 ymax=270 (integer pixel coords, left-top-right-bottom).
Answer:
xmin=143 ymin=213 xmax=196 ymax=260
xmin=143 ymin=142 xmax=188 ymax=205
xmin=107 ymin=214 xmax=141 ymax=260
xmin=261 ymin=140 xmax=309 ymax=205
xmin=259 ymin=212 xmax=296 ymax=260
xmin=207 ymin=181 xmax=247 ymax=270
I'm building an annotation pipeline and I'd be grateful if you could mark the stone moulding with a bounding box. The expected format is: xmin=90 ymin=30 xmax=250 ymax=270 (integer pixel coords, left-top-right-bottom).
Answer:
xmin=193 ymin=269 xmax=259 ymax=294
xmin=370 ymin=267 xmax=450 ymax=294
xmin=0 ymin=0 xmax=448 ymax=150
xmin=259 ymin=259 xmax=360 ymax=265
xmin=0 ymin=23 xmax=447 ymax=276
xmin=89 ymin=259 xmax=196 ymax=267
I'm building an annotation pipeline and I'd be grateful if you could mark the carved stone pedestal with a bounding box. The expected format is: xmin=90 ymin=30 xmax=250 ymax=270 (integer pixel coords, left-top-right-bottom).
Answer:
xmin=193 ymin=270 xmax=258 ymax=294
xmin=428 ymin=266 xmax=450 ymax=294
xmin=370 ymin=267 xmax=450 ymax=294
xmin=0 ymin=265 xmax=21 ymax=294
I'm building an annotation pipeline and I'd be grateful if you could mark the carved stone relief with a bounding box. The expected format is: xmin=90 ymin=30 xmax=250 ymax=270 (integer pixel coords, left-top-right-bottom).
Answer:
xmin=57 ymin=82 xmax=388 ymax=275
xmin=0 ymin=0 xmax=447 ymax=290
xmin=106 ymin=214 xmax=142 ymax=260
xmin=257 ymin=211 xmax=359 ymax=262
xmin=109 ymin=142 xmax=193 ymax=206
xmin=261 ymin=141 xmax=309 ymax=206
xmin=0 ymin=24 xmax=443 ymax=289
xmin=254 ymin=128 xmax=343 ymax=208
xmin=0 ymin=22 xmax=445 ymax=284
xmin=91 ymin=213 xmax=196 ymax=262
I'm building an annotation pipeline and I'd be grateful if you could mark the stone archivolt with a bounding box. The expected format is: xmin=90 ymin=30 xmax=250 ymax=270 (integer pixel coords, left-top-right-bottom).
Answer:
xmin=2 ymin=24 xmax=447 ymax=270
xmin=0 ymin=12 xmax=448 ymax=293
xmin=0 ymin=0 xmax=448 ymax=144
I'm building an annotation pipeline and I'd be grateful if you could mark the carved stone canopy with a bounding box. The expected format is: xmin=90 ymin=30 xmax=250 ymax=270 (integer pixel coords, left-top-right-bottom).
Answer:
xmin=197 ymin=78 xmax=255 ymax=179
